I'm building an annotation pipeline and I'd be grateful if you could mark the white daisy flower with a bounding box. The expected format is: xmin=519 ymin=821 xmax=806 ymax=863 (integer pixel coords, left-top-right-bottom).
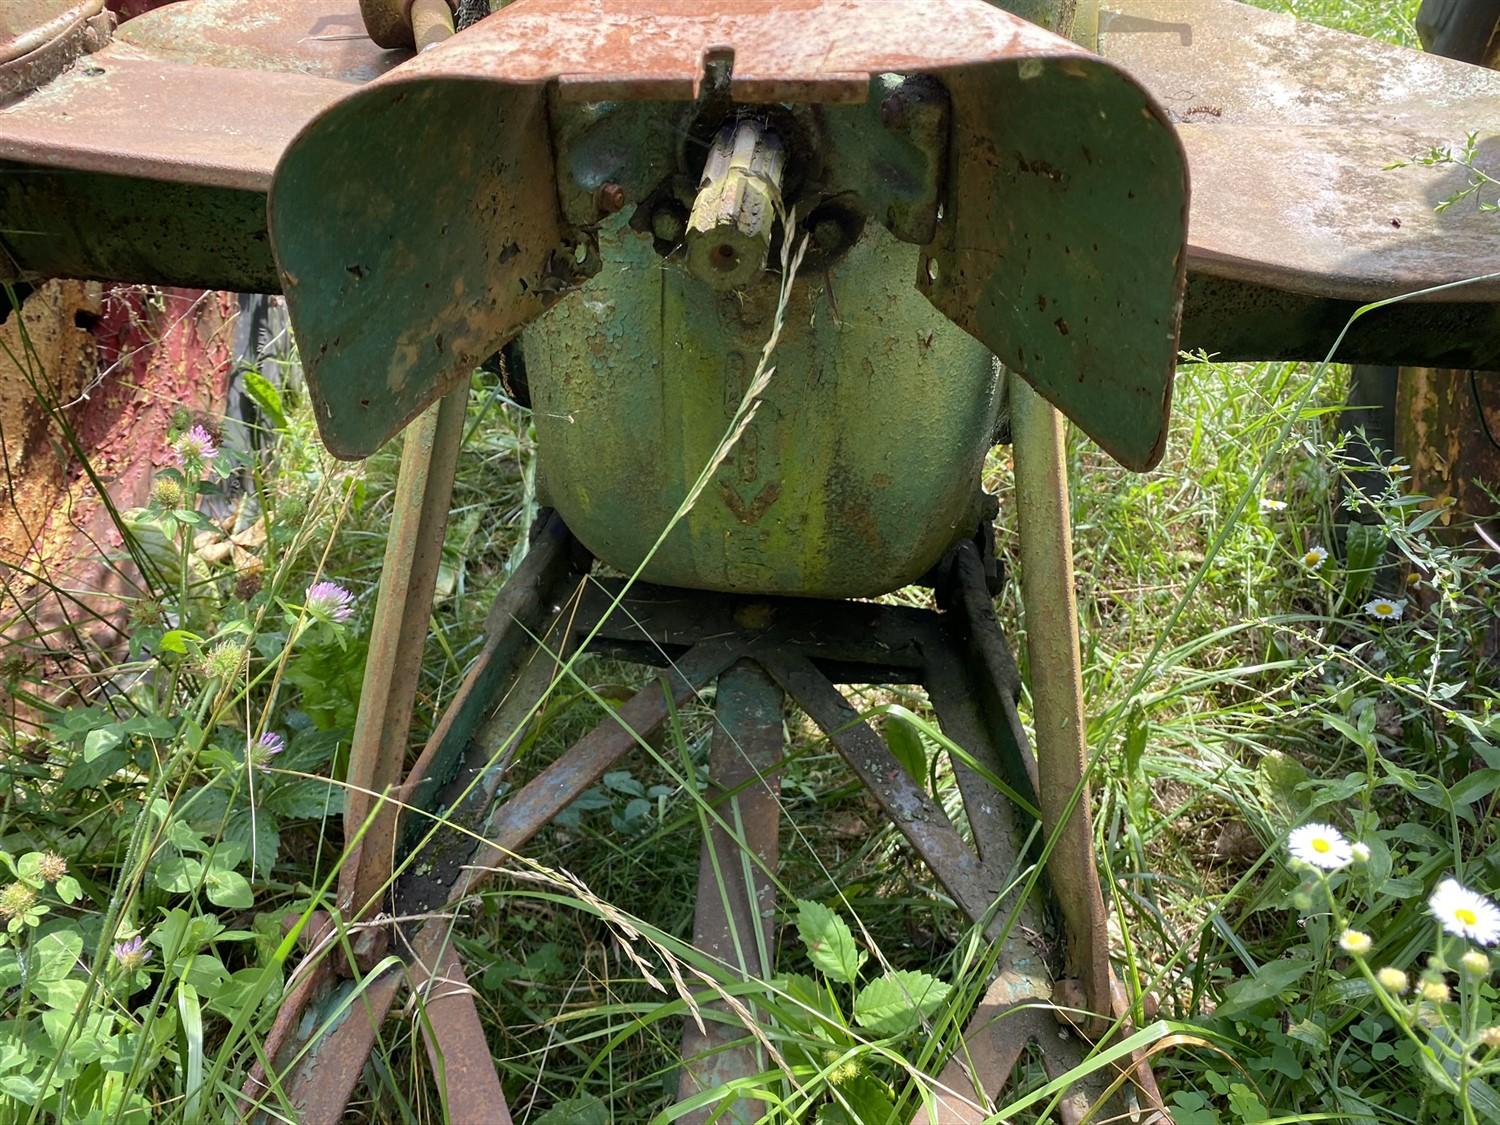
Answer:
xmin=1288 ymin=823 xmax=1353 ymax=870
xmin=1259 ymin=498 xmax=1288 ymax=514
xmin=1301 ymin=545 xmax=1329 ymax=570
xmin=1429 ymin=879 xmax=1500 ymax=945
xmin=1363 ymin=598 xmax=1406 ymax=622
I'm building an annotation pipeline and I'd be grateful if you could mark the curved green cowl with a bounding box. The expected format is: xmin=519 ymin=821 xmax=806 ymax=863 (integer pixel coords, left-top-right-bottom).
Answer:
xmin=524 ymin=217 xmax=999 ymax=598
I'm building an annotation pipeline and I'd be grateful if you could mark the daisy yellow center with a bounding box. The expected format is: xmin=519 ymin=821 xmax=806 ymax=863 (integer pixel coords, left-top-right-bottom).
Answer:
xmin=1375 ymin=604 xmax=1393 ymax=616
xmin=1457 ymin=907 xmax=1478 ymax=926
xmin=1312 ymin=839 xmax=1331 ymax=853
xmin=1305 ymin=553 xmax=1318 ymax=563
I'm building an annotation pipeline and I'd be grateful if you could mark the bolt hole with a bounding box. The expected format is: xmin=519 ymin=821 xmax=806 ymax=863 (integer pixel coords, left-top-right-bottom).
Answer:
xmin=711 ymin=244 xmax=739 ymax=271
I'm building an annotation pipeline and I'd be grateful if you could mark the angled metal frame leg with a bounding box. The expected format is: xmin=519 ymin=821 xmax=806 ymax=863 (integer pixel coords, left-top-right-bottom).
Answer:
xmin=1010 ymin=379 xmax=1113 ymax=1024
xmin=340 ymin=385 xmax=470 ymax=943
xmin=763 ymin=651 xmax=1003 ymax=925
xmin=258 ymin=641 xmax=739 ymax=1121
xmin=678 ymin=659 xmax=785 ymax=1124
xmin=928 ymin=538 xmax=1168 ymax=1122
xmin=412 ymin=942 xmax=512 ymax=1125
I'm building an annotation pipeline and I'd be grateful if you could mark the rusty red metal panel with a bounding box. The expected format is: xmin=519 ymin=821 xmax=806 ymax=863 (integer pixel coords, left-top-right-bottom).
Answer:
xmin=0 ymin=285 xmax=232 ymax=719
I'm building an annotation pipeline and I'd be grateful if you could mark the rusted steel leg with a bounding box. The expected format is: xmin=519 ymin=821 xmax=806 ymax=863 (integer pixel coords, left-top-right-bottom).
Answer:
xmin=920 ymin=619 xmax=1164 ymax=1123
xmin=395 ymin=613 xmax=580 ymax=918
xmin=258 ymin=642 xmax=737 ymax=1121
xmin=678 ymin=659 xmax=785 ymax=1124
xmin=462 ymin=641 xmax=740 ymax=890
xmin=412 ymin=942 xmax=512 ymax=1125
xmin=339 ymin=385 xmax=469 ymax=949
xmin=251 ymin=965 xmax=406 ymax=1125
xmin=398 ymin=511 xmax=577 ymax=826
xmin=763 ymin=652 xmax=1001 ymax=925
xmin=1009 ymin=380 xmax=1112 ymax=1025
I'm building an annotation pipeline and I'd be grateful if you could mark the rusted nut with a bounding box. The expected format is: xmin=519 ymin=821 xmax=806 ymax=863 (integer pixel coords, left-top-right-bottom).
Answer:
xmin=595 ymin=181 xmax=627 ymax=216
xmin=651 ymin=203 xmax=687 ymax=244
xmin=1141 ymin=991 xmax=1160 ymax=1021
xmin=1052 ymin=977 xmax=1088 ymax=1024
xmin=685 ymin=120 xmax=786 ymax=291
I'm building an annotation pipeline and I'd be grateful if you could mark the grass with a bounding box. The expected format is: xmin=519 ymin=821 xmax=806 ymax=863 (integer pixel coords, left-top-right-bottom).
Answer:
xmin=3 ymin=0 xmax=1499 ymax=1121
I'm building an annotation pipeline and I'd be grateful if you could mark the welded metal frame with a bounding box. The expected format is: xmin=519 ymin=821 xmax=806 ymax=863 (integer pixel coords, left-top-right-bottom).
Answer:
xmin=243 ymin=515 xmax=1164 ymax=1124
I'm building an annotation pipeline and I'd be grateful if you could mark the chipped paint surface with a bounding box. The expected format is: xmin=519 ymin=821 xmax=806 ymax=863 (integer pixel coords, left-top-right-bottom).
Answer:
xmin=1397 ymin=367 xmax=1500 ymax=528
xmin=526 ymin=217 xmax=999 ymax=597
xmin=0 ymin=285 xmax=231 ymax=716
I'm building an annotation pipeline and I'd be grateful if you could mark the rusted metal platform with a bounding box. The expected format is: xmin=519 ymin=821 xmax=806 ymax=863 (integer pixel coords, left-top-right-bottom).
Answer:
xmin=1099 ymin=0 xmax=1500 ymax=365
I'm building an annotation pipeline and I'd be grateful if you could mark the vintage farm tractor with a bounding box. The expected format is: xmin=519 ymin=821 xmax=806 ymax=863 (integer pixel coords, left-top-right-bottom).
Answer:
xmin=4 ymin=0 xmax=1500 ymax=1120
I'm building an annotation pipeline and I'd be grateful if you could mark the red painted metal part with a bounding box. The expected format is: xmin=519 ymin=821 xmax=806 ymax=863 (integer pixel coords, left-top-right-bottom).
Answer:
xmin=0 ymin=285 xmax=232 ymax=720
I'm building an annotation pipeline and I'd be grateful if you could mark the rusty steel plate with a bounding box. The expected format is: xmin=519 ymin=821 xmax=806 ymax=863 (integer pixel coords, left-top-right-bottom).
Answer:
xmin=271 ymin=0 xmax=1187 ymax=469
xmin=1101 ymin=0 xmax=1500 ymax=304
xmin=0 ymin=53 xmax=348 ymax=192
xmin=0 ymin=0 xmax=396 ymax=192
xmin=114 ymin=0 xmax=403 ymax=82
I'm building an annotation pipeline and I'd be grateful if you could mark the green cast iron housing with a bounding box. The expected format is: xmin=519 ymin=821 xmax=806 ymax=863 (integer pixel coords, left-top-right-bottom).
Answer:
xmin=525 ymin=215 xmax=1000 ymax=598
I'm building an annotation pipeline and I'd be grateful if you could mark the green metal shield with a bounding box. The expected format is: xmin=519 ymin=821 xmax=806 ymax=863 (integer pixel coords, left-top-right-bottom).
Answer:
xmin=267 ymin=0 xmax=1188 ymax=471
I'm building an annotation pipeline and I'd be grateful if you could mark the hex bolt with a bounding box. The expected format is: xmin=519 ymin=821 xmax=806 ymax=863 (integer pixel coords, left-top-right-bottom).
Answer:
xmin=685 ymin=119 xmax=786 ymax=291
xmin=595 ymin=181 xmax=626 ymax=216
xmin=651 ymin=203 xmax=687 ymax=244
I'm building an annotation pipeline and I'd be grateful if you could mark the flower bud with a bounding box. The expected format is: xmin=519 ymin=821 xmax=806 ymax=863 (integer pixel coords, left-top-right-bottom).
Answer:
xmin=1376 ymin=967 xmax=1408 ymax=993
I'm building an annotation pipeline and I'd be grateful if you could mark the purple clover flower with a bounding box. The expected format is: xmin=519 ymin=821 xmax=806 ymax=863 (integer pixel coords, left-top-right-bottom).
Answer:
xmin=175 ymin=424 xmax=218 ymax=470
xmin=113 ymin=935 xmax=152 ymax=971
xmin=305 ymin=580 xmax=355 ymax=623
xmin=254 ymin=730 xmax=286 ymax=772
